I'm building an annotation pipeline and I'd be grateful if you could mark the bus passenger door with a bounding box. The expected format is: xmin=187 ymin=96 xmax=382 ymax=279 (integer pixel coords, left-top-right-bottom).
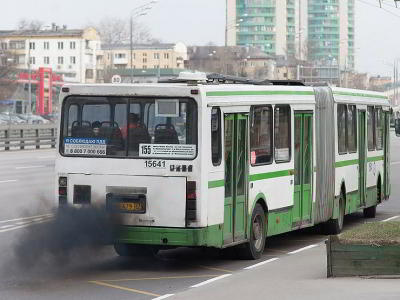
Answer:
xmin=293 ymin=113 xmax=313 ymax=227
xmin=358 ymin=111 xmax=367 ymax=206
xmin=223 ymin=113 xmax=248 ymax=244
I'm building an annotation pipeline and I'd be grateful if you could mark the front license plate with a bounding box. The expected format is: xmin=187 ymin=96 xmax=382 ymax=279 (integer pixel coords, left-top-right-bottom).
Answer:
xmin=106 ymin=193 xmax=146 ymax=214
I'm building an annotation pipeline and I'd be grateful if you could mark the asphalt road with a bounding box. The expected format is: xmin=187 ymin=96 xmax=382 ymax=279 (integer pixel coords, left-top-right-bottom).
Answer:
xmin=0 ymin=134 xmax=399 ymax=300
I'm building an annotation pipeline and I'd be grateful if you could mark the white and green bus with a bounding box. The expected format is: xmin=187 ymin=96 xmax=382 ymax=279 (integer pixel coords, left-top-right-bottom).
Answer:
xmin=56 ymin=73 xmax=392 ymax=259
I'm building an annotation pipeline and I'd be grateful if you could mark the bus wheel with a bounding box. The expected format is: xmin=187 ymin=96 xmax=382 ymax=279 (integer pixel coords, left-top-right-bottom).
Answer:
xmin=114 ymin=243 xmax=159 ymax=257
xmin=237 ymin=203 xmax=266 ymax=260
xmin=324 ymin=193 xmax=345 ymax=235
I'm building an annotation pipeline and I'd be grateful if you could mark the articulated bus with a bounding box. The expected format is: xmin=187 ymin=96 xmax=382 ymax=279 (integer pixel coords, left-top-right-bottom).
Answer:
xmin=56 ymin=74 xmax=392 ymax=259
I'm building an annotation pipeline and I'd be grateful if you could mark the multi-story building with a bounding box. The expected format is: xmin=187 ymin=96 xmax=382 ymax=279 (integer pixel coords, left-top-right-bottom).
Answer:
xmin=227 ymin=0 xmax=355 ymax=70
xmin=0 ymin=25 xmax=102 ymax=83
xmin=101 ymin=42 xmax=187 ymax=71
xmin=308 ymin=0 xmax=355 ymax=70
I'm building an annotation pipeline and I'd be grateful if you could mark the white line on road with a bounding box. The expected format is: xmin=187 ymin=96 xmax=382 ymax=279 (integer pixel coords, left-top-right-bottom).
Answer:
xmin=0 ymin=213 xmax=53 ymax=224
xmin=0 ymin=219 xmax=50 ymax=233
xmin=243 ymin=257 xmax=279 ymax=270
xmin=382 ymin=216 xmax=400 ymax=222
xmin=15 ymin=165 xmax=46 ymax=170
xmin=190 ymin=274 xmax=232 ymax=288
xmin=288 ymin=244 xmax=319 ymax=255
xmin=391 ymin=161 xmax=400 ymax=166
xmin=0 ymin=180 xmax=18 ymax=184
xmin=0 ymin=225 xmax=14 ymax=230
xmin=15 ymin=221 xmax=34 ymax=226
xmin=152 ymin=294 xmax=175 ymax=300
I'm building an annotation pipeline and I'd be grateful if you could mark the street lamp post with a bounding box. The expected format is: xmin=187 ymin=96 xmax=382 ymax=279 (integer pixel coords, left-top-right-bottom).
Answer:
xmin=129 ymin=1 xmax=157 ymax=83
xmin=27 ymin=39 xmax=32 ymax=120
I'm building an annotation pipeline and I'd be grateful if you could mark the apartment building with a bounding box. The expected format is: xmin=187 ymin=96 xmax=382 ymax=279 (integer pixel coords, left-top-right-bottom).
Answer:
xmin=227 ymin=0 xmax=355 ymax=70
xmin=0 ymin=26 xmax=102 ymax=83
xmin=101 ymin=42 xmax=187 ymax=71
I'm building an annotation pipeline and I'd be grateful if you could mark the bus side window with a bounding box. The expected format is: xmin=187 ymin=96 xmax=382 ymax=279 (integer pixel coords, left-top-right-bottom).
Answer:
xmin=211 ymin=107 xmax=221 ymax=166
xmin=367 ymin=106 xmax=376 ymax=151
xmin=375 ymin=107 xmax=383 ymax=150
xmin=274 ymin=105 xmax=291 ymax=163
xmin=250 ymin=105 xmax=273 ymax=165
xmin=347 ymin=105 xmax=357 ymax=153
xmin=338 ymin=104 xmax=348 ymax=154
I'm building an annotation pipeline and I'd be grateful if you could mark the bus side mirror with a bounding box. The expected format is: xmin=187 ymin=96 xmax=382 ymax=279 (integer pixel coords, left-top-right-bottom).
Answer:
xmin=395 ymin=119 xmax=400 ymax=137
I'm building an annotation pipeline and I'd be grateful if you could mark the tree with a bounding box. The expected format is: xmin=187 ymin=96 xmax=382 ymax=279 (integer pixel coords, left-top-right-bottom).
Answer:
xmin=93 ymin=17 xmax=153 ymax=45
xmin=17 ymin=19 xmax=44 ymax=31
xmin=0 ymin=40 xmax=18 ymax=100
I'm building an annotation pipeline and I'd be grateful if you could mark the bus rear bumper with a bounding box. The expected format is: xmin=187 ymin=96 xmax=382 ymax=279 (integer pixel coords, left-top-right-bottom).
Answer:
xmin=116 ymin=225 xmax=223 ymax=248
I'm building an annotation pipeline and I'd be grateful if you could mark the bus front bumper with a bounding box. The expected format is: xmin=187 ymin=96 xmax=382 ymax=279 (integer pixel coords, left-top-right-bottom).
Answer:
xmin=116 ymin=225 xmax=223 ymax=248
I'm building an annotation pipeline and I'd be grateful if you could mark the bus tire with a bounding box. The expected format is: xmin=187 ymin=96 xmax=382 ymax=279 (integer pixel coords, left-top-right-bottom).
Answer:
xmin=364 ymin=182 xmax=380 ymax=218
xmin=114 ymin=243 xmax=159 ymax=257
xmin=324 ymin=193 xmax=345 ymax=235
xmin=237 ymin=203 xmax=266 ymax=260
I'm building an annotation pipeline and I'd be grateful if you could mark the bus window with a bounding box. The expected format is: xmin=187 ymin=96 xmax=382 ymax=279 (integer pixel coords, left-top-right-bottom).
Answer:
xmin=67 ymin=104 xmax=78 ymax=136
xmin=337 ymin=104 xmax=347 ymax=154
xmin=347 ymin=105 xmax=357 ymax=153
xmin=211 ymin=107 xmax=221 ymax=166
xmin=250 ymin=105 xmax=273 ymax=165
xmin=376 ymin=107 xmax=383 ymax=150
xmin=367 ymin=106 xmax=376 ymax=151
xmin=61 ymin=96 xmax=197 ymax=159
xmin=274 ymin=105 xmax=291 ymax=163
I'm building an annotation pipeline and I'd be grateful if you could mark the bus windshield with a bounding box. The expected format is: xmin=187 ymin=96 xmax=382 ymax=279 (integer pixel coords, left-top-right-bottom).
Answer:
xmin=60 ymin=96 xmax=198 ymax=159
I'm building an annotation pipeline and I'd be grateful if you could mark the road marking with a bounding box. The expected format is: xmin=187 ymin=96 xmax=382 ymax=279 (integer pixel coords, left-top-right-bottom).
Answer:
xmin=0 ymin=219 xmax=50 ymax=233
xmin=243 ymin=257 xmax=279 ymax=270
xmin=15 ymin=221 xmax=34 ymax=226
xmin=101 ymin=275 xmax=220 ymax=283
xmin=197 ymin=265 xmax=233 ymax=273
xmin=0 ymin=180 xmax=18 ymax=184
xmin=15 ymin=165 xmax=46 ymax=169
xmin=190 ymin=274 xmax=232 ymax=288
xmin=89 ymin=281 xmax=161 ymax=297
xmin=0 ymin=225 xmax=14 ymax=230
xmin=152 ymin=294 xmax=174 ymax=300
xmin=288 ymin=244 xmax=319 ymax=254
xmin=0 ymin=213 xmax=53 ymax=224
xmin=391 ymin=161 xmax=400 ymax=165
xmin=37 ymin=156 xmax=55 ymax=159
xmin=382 ymin=215 xmax=399 ymax=222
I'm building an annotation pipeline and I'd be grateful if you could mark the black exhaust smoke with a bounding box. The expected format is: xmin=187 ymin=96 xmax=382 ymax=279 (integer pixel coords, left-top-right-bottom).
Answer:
xmin=13 ymin=204 xmax=119 ymax=270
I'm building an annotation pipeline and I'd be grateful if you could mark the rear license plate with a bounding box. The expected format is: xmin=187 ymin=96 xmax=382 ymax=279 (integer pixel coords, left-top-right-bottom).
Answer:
xmin=106 ymin=193 xmax=146 ymax=214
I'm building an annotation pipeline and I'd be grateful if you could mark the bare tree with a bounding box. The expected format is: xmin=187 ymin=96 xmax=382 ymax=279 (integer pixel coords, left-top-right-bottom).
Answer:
xmin=0 ymin=40 xmax=18 ymax=100
xmin=17 ymin=18 xmax=44 ymax=31
xmin=93 ymin=17 xmax=153 ymax=45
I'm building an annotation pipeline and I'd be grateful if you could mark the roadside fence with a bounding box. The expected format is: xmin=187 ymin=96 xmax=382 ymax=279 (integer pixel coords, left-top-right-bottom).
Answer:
xmin=0 ymin=124 xmax=57 ymax=151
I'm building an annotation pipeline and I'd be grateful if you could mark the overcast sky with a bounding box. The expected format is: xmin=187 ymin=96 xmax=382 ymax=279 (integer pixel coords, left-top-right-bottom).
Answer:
xmin=1 ymin=0 xmax=400 ymax=76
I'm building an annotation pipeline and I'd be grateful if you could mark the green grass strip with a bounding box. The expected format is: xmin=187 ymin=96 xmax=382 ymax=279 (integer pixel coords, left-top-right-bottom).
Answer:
xmin=206 ymin=91 xmax=315 ymax=97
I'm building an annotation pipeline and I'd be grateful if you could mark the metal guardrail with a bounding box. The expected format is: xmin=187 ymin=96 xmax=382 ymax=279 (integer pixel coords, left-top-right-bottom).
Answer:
xmin=0 ymin=124 xmax=57 ymax=151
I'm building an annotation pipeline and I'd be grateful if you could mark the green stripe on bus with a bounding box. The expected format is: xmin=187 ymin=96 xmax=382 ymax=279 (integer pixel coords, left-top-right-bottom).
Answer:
xmin=249 ymin=169 xmax=294 ymax=182
xmin=367 ymin=155 xmax=384 ymax=162
xmin=335 ymin=159 xmax=359 ymax=168
xmin=206 ymin=91 xmax=315 ymax=97
xmin=208 ymin=180 xmax=225 ymax=189
xmin=333 ymin=91 xmax=387 ymax=99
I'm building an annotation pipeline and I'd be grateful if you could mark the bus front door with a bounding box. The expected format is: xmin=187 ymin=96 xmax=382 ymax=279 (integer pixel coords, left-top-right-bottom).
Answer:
xmin=223 ymin=113 xmax=248 ymax=244
xmin=293 ymin=113 xmax=313 ymax=227
xmin=358 ymin=111 xmax=367 ymax=206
